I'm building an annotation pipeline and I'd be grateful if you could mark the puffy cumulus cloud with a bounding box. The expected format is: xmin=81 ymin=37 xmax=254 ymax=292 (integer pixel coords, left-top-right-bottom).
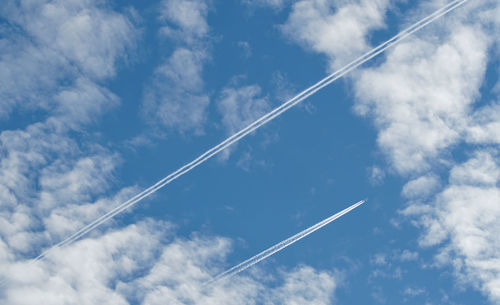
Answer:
xmin=2 ymin=220 xmax=166 ymax=305
xmin=1 ymin=219 xmax=339 ymax=305
xmin=354 ymin=25 xmax=488 ymax=174
xmin=351 ymin=2 xmax=500 ymax=300
xmin=0 ymin=4 xmax=339 ymax=304
xmin=279 ymin=0 xmax=500 ymax=301
xmin=281 ymin=0 xmax=390 ymax=68
xmin=402 ymin=174 xmax=441 ymax=199
xmin=0 ymin=98 xmax=335 ymax=304
xmin=0 ymin=112 xmax=142 ymax=255
xmin=122 ymin=239 xmax=338 ymax=305
xmin=405 ymin=151 xmax=500 ymax=302
xmin=466 ymin=102 xmax=500 ymax=145
xmin=142 ymin=0 xmax=211 ymax=134
xmin=2 ymin=0 xmax=137 ymax=80
xmin=266 ymin=266 xmax=337 ymax=305
xmin=159 ymin=0 xmax=209 ymax=43
xmin=0 ymin=0 xmax=139 ymax=266
xmin=0 ymin=0 xmax=136 ymax=120
xmin=51 ymin=78 xmax=120 ymax=129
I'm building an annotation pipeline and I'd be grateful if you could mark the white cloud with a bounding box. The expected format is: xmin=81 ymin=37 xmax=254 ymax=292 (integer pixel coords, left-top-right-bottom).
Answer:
xmin=402 ymin=174 xmax=441 ymax=199
xmin=0 ymin=0 xmax=136 ymax=120
xmin=217 ymin=85 xmax=271 ymax=135
xmin=407 ymin=151 xmax=500 ymax=302
xmin=142 ymin=0 xmax=211 ymax=134
xmin=124 ymin=231 xmax=338 ymax=305
xmin=350 ymin=2 xmax=500 ymax=300
xmin=266 ymin=266 xmax=337 ymax=305
xmin=0 ymin=0 xmax=139 ymax=259
xmin=280 ymin=0 xmax=500 ymax=301
xmin=368 ymin=166 xmax=385 ymax=185
xmin=2 ymin=219 xmax=339 ymax=305
xmin=0 ymin=34 xmax=63 ymax=119
xmin=403 ymin=286 xmax=426 ymax=297
xmin=281 ymin=0 xmax=390 ymax=69
xmin=52 ymin=78 xmax=120 ymax=129
xmin=398 ymin=249 xmax=419 ymax=262
xmin=0 ymin=5 xmax=340 ymax=304
xmin=216 ymin=85 xmax=272 ymax=160
xmin=242 ymin=0 xmax=289 ymax=10
xmin=353 ymin=2 xmax=500 ymax=301
xmin=3 ymin=0 xmax=137 ymax=80
xmin=466 ymin=103 xmax=500 ymax=145
xmin=354 ymin=25 xmax=488 ymax=174
xmin=2 ymin=221 xmax=164 ymax=305
xmin=143 ymin=48 xmax=210 ymax=134
xmin=159 ymin=0 xmax=209 ymax=44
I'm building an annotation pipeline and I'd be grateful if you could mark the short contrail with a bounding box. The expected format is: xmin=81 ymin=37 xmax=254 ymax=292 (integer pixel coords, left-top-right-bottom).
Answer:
xmin=32 ymin=0 xmax=469 ymax=262
xmin=206 ymin=200 xmax=366 ymax=285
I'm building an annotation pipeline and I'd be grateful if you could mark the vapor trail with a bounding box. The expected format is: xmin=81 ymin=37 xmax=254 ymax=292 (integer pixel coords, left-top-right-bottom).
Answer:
xmin=207 ymin=200 xmax=366 ymax=285
xmin=32 ymin=0 xmax=469 ymax=262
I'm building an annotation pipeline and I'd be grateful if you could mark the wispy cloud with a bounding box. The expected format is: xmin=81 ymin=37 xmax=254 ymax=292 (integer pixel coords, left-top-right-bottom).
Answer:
xmin=142 ymin=0 xmax=211 ymax=134
xmin=216 ymin=84 xmax=272 ymax=160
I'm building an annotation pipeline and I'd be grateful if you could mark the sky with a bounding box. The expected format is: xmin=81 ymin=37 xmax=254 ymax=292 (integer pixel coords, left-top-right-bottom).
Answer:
xmin=0 ymin=0 xmax=499 ymax=304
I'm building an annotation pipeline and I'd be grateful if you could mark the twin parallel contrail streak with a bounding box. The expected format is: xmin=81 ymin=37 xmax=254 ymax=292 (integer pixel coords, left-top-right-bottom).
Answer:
xmin=207 ymin=200 xmax=366 ymax=285
xmin=33 ymin=0 xmax=469 ymax=262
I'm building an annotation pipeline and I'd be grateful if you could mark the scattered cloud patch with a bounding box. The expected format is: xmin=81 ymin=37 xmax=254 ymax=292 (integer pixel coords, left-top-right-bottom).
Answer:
xmin=368 ymin=166 xmax=386 ymax=186
xmin=401 ymin=174 xmax=441 ymax=200
xmin=143 ymin=48 xmax=210 ymax=134
xmin=216 ymin=84 xmax=272 ymax=160
xmin=142 ymin=0 xmax=211 ymax=135
xmin=281 ymin=0 xmax=390 ymax=69
xmin=242 ymin=0 xmax=289 ymax=11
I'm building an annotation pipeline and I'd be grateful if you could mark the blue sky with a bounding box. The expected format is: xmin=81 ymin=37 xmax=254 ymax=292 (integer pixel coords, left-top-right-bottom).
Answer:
xmin=1 ymin=0 xmax=499 ymax=304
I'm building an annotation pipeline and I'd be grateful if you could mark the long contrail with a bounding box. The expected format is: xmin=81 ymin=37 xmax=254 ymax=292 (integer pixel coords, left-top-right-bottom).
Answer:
xmin=33 ymin=0 xmax=469 ymax=262
xmin=206 ymin=200 xmax=366 ymax=285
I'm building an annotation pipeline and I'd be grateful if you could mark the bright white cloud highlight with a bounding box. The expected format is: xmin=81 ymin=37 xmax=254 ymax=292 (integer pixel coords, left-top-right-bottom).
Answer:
xmin=406 ymin=151 xmax=500 ymax=302
xmin=280 ymin=0 xmax=500 ymax=302
xmin=282 ymin=0 xmax=390 ymax=68
xmin=0 ymin=2 xmax=341 ymax=304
